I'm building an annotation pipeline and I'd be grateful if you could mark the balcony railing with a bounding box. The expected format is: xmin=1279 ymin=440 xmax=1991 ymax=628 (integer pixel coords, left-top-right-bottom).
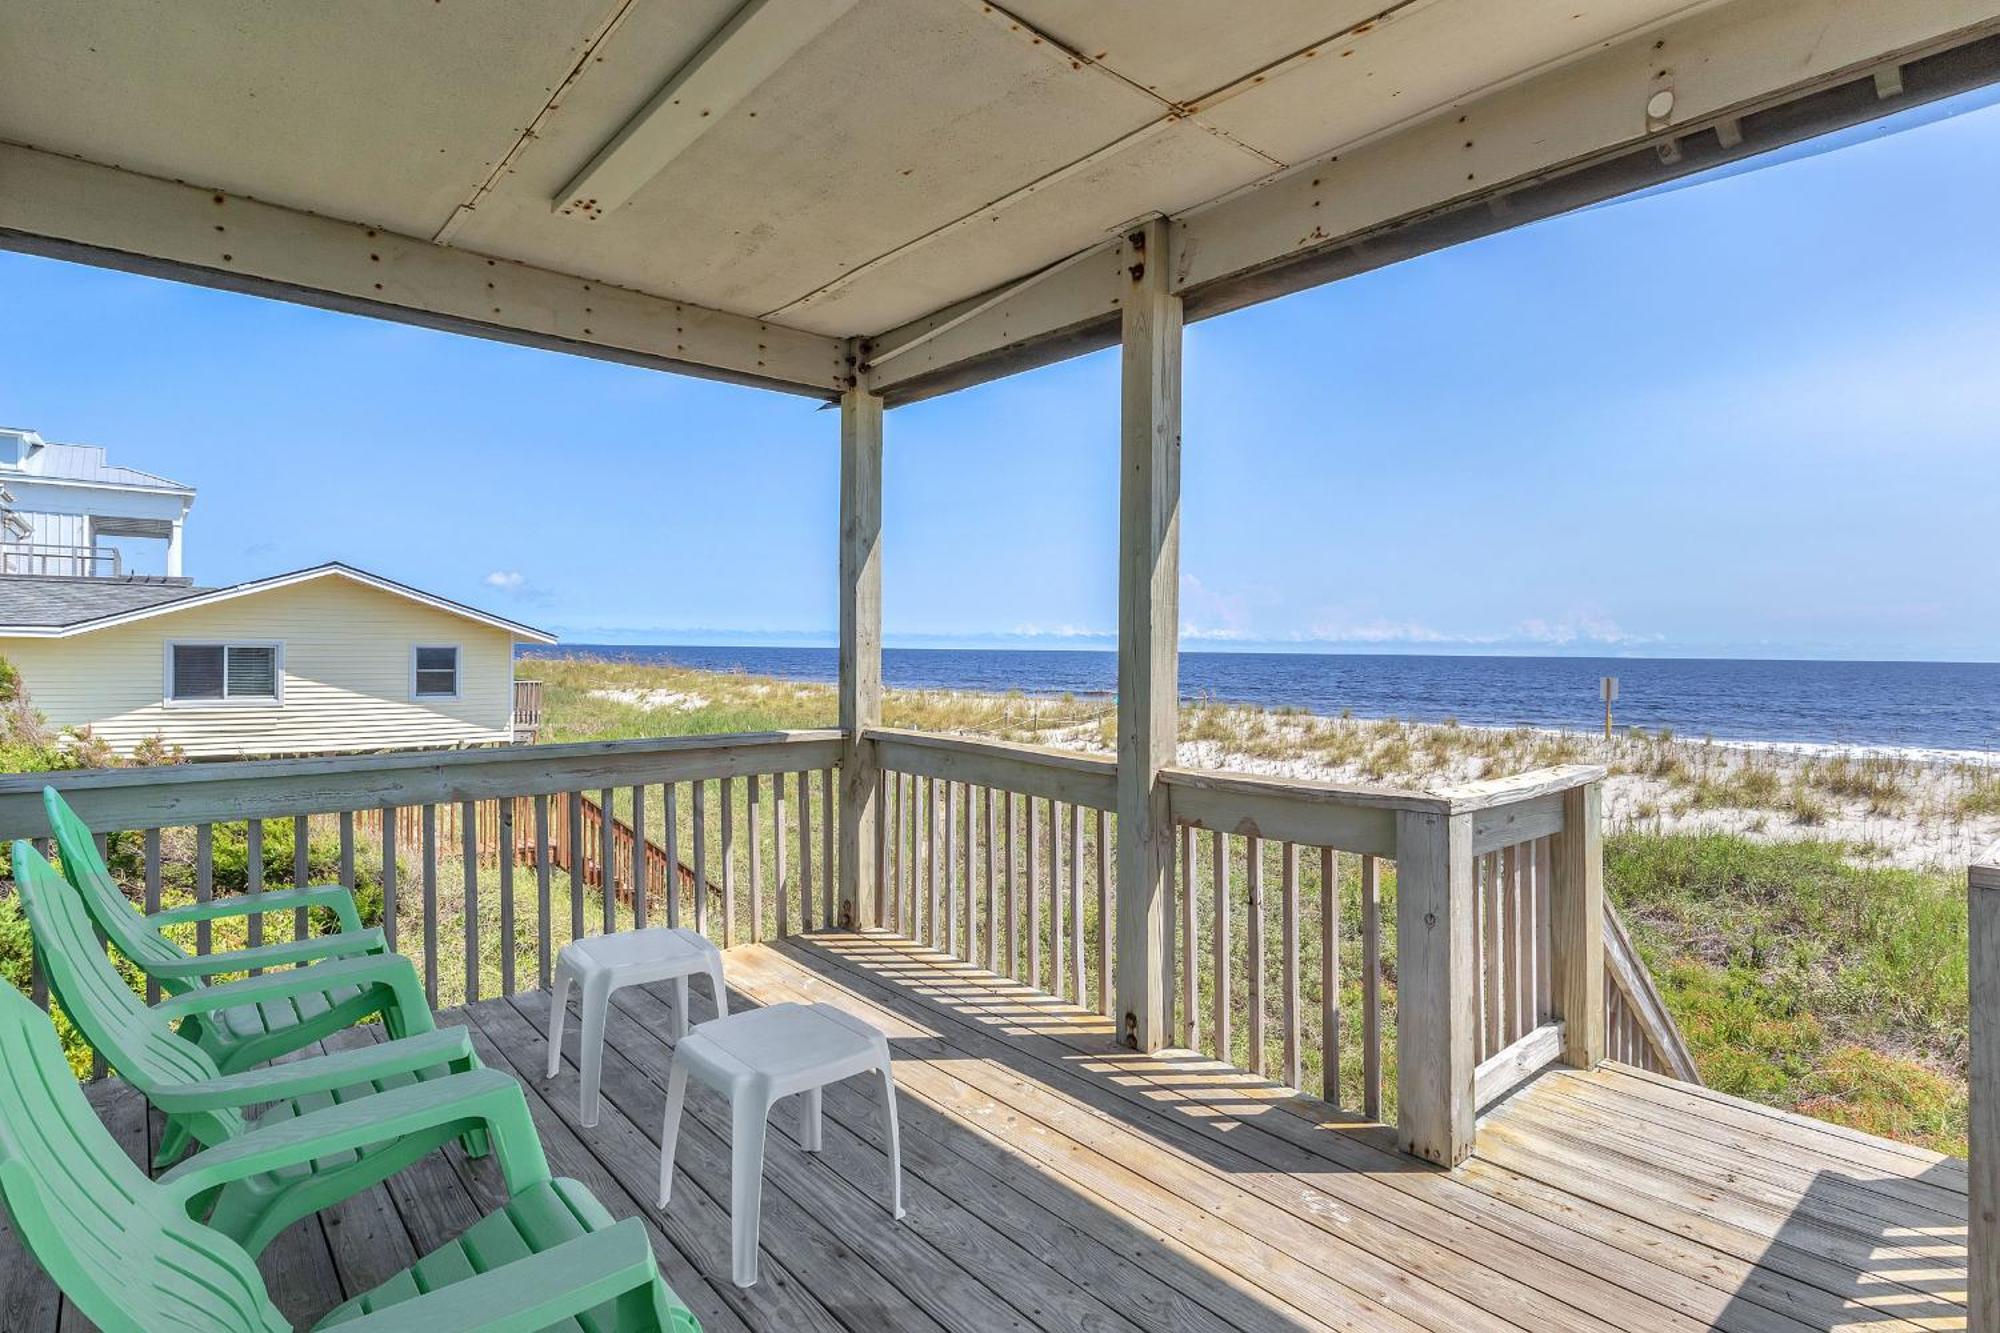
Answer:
xmin=512 ymin=678 xmax=543 ymax=742
xmin=0 ymin=542 xmax=122 ymax=577
xmin=2 ymin=724 xmax=1691 ymax=1167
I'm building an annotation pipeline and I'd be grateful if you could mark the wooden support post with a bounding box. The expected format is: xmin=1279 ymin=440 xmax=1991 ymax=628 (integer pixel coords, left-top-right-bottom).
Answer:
xmin=1551 ymin=780 xmax=1606 ymax=1068
xmin=838 ymin=384 xmax=883 ymax=931
xmin=1113 ymin=215 xmax=1181 ymax=1053
xmin=1394 ymin=808 xmax=1477 ymax=1167
xmin=1972 ymin=852 xmax=2000 ymax=1332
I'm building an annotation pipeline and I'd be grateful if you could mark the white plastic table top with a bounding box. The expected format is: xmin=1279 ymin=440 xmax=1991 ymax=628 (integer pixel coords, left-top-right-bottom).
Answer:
xmin=555 ymin=925 xmax=716 ymax=977
xmin=675 ymin=1002 xmax=884 ymax=1090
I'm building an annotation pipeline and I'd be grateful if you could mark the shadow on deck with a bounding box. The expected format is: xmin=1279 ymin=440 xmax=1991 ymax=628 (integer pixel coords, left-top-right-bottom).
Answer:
xmin=0 ymin=929 xmax=1970 ymax=1331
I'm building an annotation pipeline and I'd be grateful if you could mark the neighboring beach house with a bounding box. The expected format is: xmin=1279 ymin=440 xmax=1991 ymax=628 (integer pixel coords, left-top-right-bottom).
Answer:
xmin=0 ymin=426 xmax=195 ymax=576
xmin=0 ymin=563 xmax=555 ymax=758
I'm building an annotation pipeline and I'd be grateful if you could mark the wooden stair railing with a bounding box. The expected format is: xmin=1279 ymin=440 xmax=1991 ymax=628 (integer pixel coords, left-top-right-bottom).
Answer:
xmin=1602 ymin=898 xmax=1700 ymax=1083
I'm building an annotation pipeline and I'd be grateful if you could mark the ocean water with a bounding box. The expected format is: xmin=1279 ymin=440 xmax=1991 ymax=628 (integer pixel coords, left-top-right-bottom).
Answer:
xmin=521 ymin=645 xmax=2000 ymax=754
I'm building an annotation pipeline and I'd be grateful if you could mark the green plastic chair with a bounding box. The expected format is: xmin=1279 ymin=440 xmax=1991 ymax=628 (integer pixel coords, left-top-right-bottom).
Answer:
xmin=42 ymin=786 xmax=427 ymax=1075
xmin=13 ymin=841 xmax=509 ymax=1250
xmin=0 ymin=979 xmax=701 ymax=1332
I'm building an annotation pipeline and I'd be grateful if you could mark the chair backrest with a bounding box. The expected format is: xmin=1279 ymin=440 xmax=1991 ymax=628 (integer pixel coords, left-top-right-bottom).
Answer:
xmin=12 ymin=844 xmax=246 ymax=1142
xmin=42 ymin=786 xmax=192 ymax=981
xmin=0 ymin=968 xmax=286 ymax=1331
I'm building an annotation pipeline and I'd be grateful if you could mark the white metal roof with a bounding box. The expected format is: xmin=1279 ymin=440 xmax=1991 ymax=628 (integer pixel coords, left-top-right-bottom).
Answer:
xmin=0 ymin=430 xmax=193 ymax=494
xmin=2 ymin=2 xmax=1996 ymax=403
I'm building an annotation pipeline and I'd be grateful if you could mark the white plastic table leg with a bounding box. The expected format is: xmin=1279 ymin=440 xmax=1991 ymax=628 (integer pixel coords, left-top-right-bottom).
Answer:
xmin=545 ymin=960 xmax=573 ymax=1080
xmin=731 ymin=1090 xmax=773 ymax=1287
xmin=578 ymin=971 xmax=612 ymax=1128
xmin=876 ymin=1051 xmax=905 ymax=1219
xmin=800 ymin=1086 xmax=823 ymax=1152
xmin=657 ymin=1060 xmax=689 ymax=1208
xmin=671 ymin=975 xmax=690 ymax=1039
xmin=707 ymin=952 xmax=729 ymax=1022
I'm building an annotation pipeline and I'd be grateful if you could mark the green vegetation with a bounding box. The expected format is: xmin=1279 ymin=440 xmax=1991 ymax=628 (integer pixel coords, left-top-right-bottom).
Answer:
xmin=1608 ymin=832 xmax=1967 ymax=1153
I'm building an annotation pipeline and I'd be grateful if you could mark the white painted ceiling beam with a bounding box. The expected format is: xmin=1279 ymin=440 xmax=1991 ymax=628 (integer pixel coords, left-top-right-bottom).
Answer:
xmin=555 ymin=0 xmax=860 ymax=222
xmin=0 ymin=143 xmax=851 ymax=397
xmin=863 ymin=0 xmax=2000 ymax=403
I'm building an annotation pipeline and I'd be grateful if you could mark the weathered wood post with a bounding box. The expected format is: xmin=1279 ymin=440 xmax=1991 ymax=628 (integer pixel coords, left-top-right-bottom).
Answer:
xmin=837 ymin=383 xmax=883 ymax=931
xmin=1551 ymin=778 xmax=1606 ymax=1068
xmin=1394 ymin=806 xmax=1477 ymax=1165
xmin=1972 ymin=849 xmax=2000 ymax=1330
xmin=1113 ymin=216 xmax=1181 ymax=1052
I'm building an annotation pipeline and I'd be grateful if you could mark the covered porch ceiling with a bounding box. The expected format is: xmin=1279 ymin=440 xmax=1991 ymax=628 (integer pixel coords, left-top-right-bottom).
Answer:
xmin=3 ymin=1 xmax=1999 ymax=405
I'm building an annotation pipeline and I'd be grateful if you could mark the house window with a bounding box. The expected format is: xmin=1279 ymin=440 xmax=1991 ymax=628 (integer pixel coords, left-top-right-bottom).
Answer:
xmin=412 ymin=645 xmax=460 ymax=699
xmin=169 ymin=643 xmax=279 ymax=703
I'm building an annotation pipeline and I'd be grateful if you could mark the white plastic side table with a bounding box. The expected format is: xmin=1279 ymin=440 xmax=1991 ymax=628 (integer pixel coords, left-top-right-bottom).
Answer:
xmin=547 ymin=926 xmax=727 ymax=1127
xmin=657 ymin=1001 xmax=904 ymax=1287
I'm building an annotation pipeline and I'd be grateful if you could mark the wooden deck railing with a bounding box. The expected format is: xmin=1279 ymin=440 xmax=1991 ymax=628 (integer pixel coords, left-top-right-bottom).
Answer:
xmin=4 ymin=725 xmax=1692 ymax=1170
xmin=512 ymin=678 xmax=544 ymax=742
xmin=2 ymin=731 xmax=841 ymax=1015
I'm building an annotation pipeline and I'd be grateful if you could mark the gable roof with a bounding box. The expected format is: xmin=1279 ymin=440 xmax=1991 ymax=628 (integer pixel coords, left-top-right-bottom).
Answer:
xmin=0 ymin=562 xmax=555 ymax=642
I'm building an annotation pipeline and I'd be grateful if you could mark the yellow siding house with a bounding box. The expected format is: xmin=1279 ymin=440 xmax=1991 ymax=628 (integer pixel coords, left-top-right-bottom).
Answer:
xmin=0 ymin=563 xmax=554 ymax=758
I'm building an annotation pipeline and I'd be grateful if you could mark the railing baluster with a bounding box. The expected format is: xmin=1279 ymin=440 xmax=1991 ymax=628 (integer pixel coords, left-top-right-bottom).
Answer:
xmin=693 ymin=779 xmax=710 ymax=938
xmin=598 ymin=787 xmax=616 ymax=937
xmin=1004 ymin=790 xmax=1019 ymax=980
xmin=1211 ymin=830 xmax=1230 ymax=1065
xmin=748 ymin=775 xmax=765 ymax=942
xmin=300 ymin=813 xmax=317 ymax=943
xmin=1361 ymin=852 xmax=1382 ymax=1122
xmin=798 ymin=769 xmax=814 ymax=935
xmin=1026 ymin=796 xmax=1043 ymax=989
xmin=823 ymin=765 xmax=836 ymax=930
xmin=1068 ymin=800 xmax=1084 ymax=1005
xmin=945 ymin=780 xmax=960 ymax=957
xmin=663 ymin=784 xmax=681 ymax=930
xmin=532 ymin=795 xmax=552 ymax=986
xmin=928 ymin=776 xmax=944 ymax=948
xmin=143 ymin=829 xmax=162 ymax=1004
xmin=631 ymin=784 xmax=648 ymax=931
xmin=462 ymin=799 xmax=480 ymax=1004
xmin=245 ymin=817 xmax=264 ymax=957
xmin=567 ymin=790 xmax=586 ymax=945
xmin=1246 ymin=834 xmax=1266 ymax=1077
xmin=1321 ymin=846 xmax=1340 ymax=1107
xmin=985 ymin=788 xmax=1000 ymax=971
xmin=1101 ymin=809 xmax=1116 ymax=1019
xmin=1049 ymin=799 xmax=1064 ymax=998
xmin=1534 ymin=835 xmax=1553 ymax=1023
xmin=1282 ymin=841 xmax=1301 ymax=1090
xmin=771 ymin=773 xmax=788 ymax=939
xmin=194 ymin=824 xmax=213 ymax=957
xmin=721 ymin=775 xmax=737 ymax=947
xmin=874 ymin=769 xmax=888 ymax=930
xmin=420 ymin=804 xmax=438 ymax=1008
xmin=499 ymin=798 xmax=516 ymax=995
xmin=893 ymin=772 xmax=907 ymax=934
xmin=961 ymin=781 xmax=976 ymax=961
xmin=1502 ymin=842 xmax=1521 ymax=1043
xmin=381 ymin=806 xmax=399 ymax=954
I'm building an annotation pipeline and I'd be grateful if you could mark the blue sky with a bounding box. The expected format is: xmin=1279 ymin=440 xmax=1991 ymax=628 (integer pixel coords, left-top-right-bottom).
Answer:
xmin=4 ymin=90 xmax=1999 ymax=661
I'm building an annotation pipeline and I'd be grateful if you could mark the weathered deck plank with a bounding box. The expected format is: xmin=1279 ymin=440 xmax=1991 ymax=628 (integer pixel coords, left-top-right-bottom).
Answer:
xmin=9 ymin=930 xmax=1972 ymax=1332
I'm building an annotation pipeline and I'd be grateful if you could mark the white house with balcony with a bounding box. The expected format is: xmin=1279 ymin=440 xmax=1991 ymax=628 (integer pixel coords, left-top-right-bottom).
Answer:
xmin=0 ymin=426 xmax=195 ymax=576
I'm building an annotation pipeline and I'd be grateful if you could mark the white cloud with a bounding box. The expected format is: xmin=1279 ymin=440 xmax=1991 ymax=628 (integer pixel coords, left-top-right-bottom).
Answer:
xmin=484 ymin=570 xmax=526 ymax=591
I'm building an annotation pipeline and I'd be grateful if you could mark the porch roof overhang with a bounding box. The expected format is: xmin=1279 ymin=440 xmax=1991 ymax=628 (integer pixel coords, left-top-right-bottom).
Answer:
xmin=3 ymin=1 xmax=1999 ymax=407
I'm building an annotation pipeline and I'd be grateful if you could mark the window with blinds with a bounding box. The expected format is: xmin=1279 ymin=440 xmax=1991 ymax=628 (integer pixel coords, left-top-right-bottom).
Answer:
xmin=412 ymin=645 xmax=460 ymax=698
xmin=170 ymin=643 xmax=279 ymax=702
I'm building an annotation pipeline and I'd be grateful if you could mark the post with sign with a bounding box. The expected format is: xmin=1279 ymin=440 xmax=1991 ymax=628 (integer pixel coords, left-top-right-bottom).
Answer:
xmin=1601 ymin=675 xmax=1619 ymax=740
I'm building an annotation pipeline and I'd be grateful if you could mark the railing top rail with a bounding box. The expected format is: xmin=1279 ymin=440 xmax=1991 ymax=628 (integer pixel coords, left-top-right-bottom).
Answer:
xmin=869 ymin=726 xmax=1116 ymax=777
xmin=1162 ymin=765 xmax=1446 ymax=815
xmin=0 ymin=729 xmax=845 ymax=839
xmin=1428 ymin=763 xmax=1608 ymax=814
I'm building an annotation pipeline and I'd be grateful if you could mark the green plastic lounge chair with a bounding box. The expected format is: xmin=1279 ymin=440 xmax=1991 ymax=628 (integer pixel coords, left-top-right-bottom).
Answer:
xmin=41 ymin=786 xmax=428 ymax=1075
xmin=0 ymin=981 xmax=701 ymax=1333
xmin=13 ymin=842 xmax=507 ymax=1250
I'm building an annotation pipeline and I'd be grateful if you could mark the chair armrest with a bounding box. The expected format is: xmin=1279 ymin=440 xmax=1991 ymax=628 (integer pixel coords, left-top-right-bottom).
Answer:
xmin=146 ymin=1026 xmax=477 ymax=1113
xmin=148 ymin=882 xmax=366 ymax=933
xmin=160 ymin=1067 xmax=551 ymax=1203
xmin=151 ymin=950 xmax=426 ymax=1032
xmin=328 ymin=1220 xmax=667 ymax=1333
xmin=143 ymin=928 xmax=386 ymax=980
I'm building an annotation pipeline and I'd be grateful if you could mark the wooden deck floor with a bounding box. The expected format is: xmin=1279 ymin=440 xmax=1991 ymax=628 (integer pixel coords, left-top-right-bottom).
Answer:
xmin=1 ymin=930 xmax=1969 ymax=1331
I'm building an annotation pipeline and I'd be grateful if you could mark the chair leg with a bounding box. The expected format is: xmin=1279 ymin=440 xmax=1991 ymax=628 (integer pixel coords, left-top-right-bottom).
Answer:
xmin=876 ymin=1055 xmax=905 ymax=1220
xmin=731 ymin=1093 xmax=772 ymax=1287
xmin=657 ymin=1059 xmax=689 ymax=1208
xmin=546 ymin=963 xmax=573 ymax=1080
xmin=800 ymin=1086 xmax=823 ymax=1152
xmin=708 ymin=953 xmax=729 ymax=1022
xmin=578 ymin=974 xmax=611 ymax=1128
xmin=672 ymin=975 xmax=690 ymax=1040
